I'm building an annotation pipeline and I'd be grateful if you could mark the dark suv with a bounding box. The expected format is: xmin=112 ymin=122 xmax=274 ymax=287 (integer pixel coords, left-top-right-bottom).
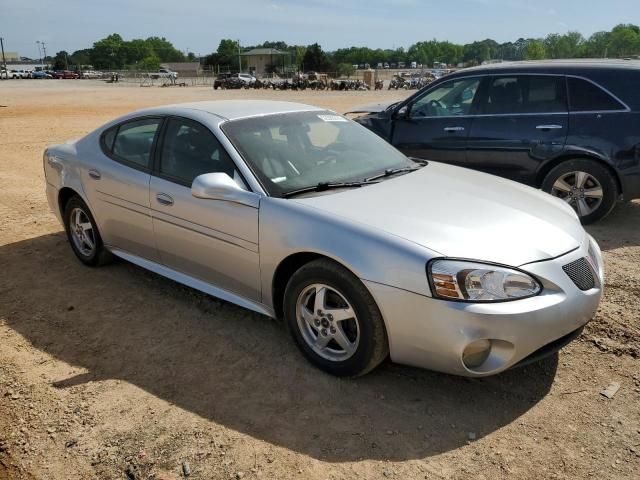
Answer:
xmin=351 ymin=60 xmax=640 ymax=223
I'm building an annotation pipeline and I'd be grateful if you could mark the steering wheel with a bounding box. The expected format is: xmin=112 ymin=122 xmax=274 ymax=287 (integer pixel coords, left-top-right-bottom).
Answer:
xmin=429 ymin=99 xmax=446 ymax=110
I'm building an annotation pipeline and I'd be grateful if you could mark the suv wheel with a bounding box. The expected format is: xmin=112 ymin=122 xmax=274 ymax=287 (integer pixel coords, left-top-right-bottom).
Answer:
xmin=542 ymin=159 xmax=618 ymax=224
xmin=283 ymin=259 xmax=389 ymax=377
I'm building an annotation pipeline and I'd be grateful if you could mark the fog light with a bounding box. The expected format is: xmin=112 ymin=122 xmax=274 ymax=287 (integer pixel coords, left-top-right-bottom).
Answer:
xmin=463 ymin=339 xmax=492 ymax=369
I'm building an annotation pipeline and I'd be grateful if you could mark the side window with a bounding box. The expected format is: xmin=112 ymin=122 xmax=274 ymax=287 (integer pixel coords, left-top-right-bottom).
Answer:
xmin=483 ymin=76 xmax=566 ymax=114
xmin=159 ymin=118 xmax=238 ymax=186
xmin=101 ymin=126 xmax=117 ymax=152
xmin=568 ymin=77 xmax=626 ymax=112
xmin=110 ymin=118 xmax=161 ymax=169
xmin=410 ymin=78 xmax=480 ymax=118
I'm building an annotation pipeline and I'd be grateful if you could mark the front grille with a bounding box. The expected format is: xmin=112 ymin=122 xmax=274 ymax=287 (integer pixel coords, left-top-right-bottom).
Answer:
xmin=562 ymin=257 xmax=596 ymax=291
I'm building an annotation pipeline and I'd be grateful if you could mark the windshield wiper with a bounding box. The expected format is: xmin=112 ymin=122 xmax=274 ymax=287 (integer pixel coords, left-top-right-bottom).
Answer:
xmin=408 ymin=156 xmax=429 ymax=165
xmin=365 ymin=165 xmax=423 ymax=182
xmin=283 ymin=180 xmax=377 ymax=198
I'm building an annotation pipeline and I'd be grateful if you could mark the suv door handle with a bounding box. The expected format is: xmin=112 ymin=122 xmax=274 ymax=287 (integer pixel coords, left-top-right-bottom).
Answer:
xmin=156 ymin=193 xmax=174 ymax=206
xmin=88 ymin=169 xmax=101 ymax=180
xmin=443 ymin=126 xmax=465 ymax=132
xmin=536 ymin=124 xmax=563 ymax=130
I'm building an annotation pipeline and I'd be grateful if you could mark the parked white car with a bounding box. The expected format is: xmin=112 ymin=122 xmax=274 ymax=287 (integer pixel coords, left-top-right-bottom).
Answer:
xmin=149 ymin=68 xmax=178 ymax=80
xmin=237 ymin=73 xmax=256 ymax=85
xmin=9 ymin=69 xmax=31 ymax=79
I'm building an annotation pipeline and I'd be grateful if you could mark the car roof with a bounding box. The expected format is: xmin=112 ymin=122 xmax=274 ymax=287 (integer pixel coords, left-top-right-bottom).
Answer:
xmin=454 ymin=59 xmax=640 ymax=75
xmin=148 ymin=100 xmax=326 ymax=121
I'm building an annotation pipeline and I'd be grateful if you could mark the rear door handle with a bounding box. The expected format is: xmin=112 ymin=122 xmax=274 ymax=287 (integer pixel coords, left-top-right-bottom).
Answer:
xmin=536 ymin=124 xmax=563 ymax=130
xmin=156 ymin=193 xmax=174 ymax=206
xmin=443 ymin=126 xmax=465 ymax=132
xmin=88 ymin=169 xmax=101 ymax=180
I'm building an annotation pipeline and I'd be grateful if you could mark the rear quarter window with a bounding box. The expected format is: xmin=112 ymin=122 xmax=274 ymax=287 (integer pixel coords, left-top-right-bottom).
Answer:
xmin=568 ymin=77 xmax=627 ymax=112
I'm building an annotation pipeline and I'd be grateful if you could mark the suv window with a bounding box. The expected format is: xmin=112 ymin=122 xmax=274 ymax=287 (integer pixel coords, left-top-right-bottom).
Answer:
xmin=482 ymin=76 xmax=566 ymax=115
xmin=410 ymin=77 xmax=480 ymax=118
xmin=568 ymin=77 xmax=626 ymax=112
xmin=159 ymin=117 xmax=237 ymax=185
xmin=108 ymin=118 xmax=161 ymax=169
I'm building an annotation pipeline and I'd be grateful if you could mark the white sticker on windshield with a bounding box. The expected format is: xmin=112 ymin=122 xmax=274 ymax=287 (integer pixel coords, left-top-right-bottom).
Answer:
xmin=317 ymin=114 xmax=347 ymax=122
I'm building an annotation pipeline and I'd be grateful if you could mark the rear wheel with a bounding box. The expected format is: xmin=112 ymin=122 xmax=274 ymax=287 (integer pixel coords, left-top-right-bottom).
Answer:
xmin=541 ymin=159 xmax=618 ymax=224
xmin=63 ymin=196 xmax=113 ymax=266
xmin=283 ymin=259 xmax=389 ymax=377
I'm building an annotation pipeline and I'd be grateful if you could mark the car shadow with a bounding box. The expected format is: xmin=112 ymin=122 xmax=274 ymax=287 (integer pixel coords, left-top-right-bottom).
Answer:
xmin=0 ymin=233 xmax=556 ymax=462
xmin=586 ymin=200 xmax=640 ymax=251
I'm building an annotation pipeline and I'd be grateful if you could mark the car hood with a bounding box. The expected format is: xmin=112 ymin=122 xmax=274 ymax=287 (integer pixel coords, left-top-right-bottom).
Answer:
xmin=292 ymin=162 xmax=585 ymax=267
xmin=344 ymin=101 xmax=397 ymax=114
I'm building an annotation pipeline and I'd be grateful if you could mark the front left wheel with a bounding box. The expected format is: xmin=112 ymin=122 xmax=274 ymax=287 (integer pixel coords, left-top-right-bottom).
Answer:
xmin=283 ymin=259 xmax=389 ymax=377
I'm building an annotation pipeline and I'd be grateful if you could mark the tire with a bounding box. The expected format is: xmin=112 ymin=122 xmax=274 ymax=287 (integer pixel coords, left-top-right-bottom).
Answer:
xmin=283 ymin=259 xmax=389 ymax=377
xmin=63 ymin=195 xmax=113 ymax=266
xmin=541 ymin=158 xmax=618 ymax=225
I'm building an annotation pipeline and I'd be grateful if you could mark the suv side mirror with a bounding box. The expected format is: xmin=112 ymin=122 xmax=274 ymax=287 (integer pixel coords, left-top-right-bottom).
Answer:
xmin=192 ymin=173 xmax=258 ymax=207
xmin=395 ymin=105 xmax=409 ymax=118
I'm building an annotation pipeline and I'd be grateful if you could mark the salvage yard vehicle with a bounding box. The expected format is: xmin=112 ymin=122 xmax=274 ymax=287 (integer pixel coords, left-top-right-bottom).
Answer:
xmin=9 ymin=69 xmax=31 ymax=78
xmin=44 ymin=100 xmax=603 ymax=377
xmin=52 ymin=70 xmax=79 ymax=79
xmin=31 ymin=71 xmax=52 ymax=79
xmin=149 ymin=68 xmax=178 ymax=80
xmin=349 ymin=59 xmax=640 ymax=223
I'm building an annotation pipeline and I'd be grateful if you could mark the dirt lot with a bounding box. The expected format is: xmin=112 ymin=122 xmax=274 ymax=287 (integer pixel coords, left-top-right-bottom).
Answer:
xmin=0 ymin=80 xmax=638 ymax=480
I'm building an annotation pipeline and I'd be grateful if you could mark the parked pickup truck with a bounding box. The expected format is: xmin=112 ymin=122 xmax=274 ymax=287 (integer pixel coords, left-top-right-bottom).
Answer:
xmin=149 ymin=68 xmax=178 ymax=80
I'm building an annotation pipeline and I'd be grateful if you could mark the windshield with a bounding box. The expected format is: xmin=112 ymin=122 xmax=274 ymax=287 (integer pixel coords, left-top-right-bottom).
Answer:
xmin=221 ymin=110 xmax=414 ymax=197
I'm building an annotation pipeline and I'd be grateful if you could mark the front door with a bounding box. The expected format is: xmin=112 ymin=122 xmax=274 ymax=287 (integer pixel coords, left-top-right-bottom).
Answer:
xmin=391 ymin=76 xmax=482 ymax=164
xmin=149 ymin=116 xmax=261 ymax=301
xmin=466 ymin=75 xmax=569 ymax=185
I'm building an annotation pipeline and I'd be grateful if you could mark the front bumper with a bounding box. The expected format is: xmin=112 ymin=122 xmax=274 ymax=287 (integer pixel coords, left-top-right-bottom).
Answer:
xmin=365 ymin=237 xmax=603 ymax=376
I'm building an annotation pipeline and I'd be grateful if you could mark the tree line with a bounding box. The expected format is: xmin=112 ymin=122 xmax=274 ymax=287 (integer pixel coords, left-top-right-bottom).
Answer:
xmin=50 ymin=24 xmax=639 ymax=72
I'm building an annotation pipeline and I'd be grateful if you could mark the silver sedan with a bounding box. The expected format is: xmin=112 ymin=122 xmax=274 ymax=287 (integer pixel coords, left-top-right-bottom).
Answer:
xmin=43 ymin=100 xmax=604 ymax=376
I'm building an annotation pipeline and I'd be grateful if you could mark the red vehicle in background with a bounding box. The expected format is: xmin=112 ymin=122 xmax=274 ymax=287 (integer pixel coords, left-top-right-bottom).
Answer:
xmin=52 ymin=70 xmax=79 ymax=79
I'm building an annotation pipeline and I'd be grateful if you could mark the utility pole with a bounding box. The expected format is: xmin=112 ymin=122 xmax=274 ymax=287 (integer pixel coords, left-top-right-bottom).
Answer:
xmin=41 ymin=41 xmax=47 ymax=67
xmin=36 ymin=41 xmax=43 ymax=68
xmin=237 ymin=39 xmax=241 ymax=73
xmin=0 ymin=38 xmax=6 ymax=78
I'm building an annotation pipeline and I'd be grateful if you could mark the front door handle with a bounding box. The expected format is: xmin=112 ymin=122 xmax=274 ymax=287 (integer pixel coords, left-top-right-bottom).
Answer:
xmin=536 ymin=124 xmax=563 ymax=130
xmin=156 ymin=193 xmax=174 ymax=206
xmin=443 ymin=126 xmax=465 ymax=132
xmin=88 ymin=169 xmax=101 ymax=180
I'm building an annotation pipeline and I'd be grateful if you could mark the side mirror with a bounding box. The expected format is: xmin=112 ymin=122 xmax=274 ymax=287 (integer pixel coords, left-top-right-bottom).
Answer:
xmin=395 ymin=105 xmax=409 ymax=118
xmin=191 ymin=172 xmax=258 ymax=208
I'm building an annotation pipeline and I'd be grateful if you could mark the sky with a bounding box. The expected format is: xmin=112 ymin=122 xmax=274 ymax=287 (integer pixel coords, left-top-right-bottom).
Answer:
xmin=1 ymin=0 xmax=638 ymax=58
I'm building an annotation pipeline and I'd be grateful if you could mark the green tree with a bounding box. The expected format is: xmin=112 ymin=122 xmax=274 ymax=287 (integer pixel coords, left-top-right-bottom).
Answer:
xmin=90 ymin=34 xmax=125 ymax=70
xmin=302 ymin=43 xmax=330 ymax=72
xmin=523 ymin=40 xmax=546 ymax=60
xmin=217 ymin=39 xmax=241 ymax=70
xmin=336 ymin=63 xmax=355 ymax=77
xmin=139 ymin=54 xmax=161 ymax=71
xmin=144 ymin=36 xmax=185 ymax=62
xmin=53 ymin=51 xmax=69 ymax=70
xmin=608 ymin=24 xmax=640 ymax=56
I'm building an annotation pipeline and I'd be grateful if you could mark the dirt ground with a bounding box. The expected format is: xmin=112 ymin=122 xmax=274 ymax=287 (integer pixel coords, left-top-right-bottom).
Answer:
xmin=0 ymin=80 xmax=638 ymax=480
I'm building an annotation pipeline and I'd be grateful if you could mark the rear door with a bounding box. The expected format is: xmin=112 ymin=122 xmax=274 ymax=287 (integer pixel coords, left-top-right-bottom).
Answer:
xmin=465 ymin=75 xmax=568 ymax=185
xmin=84 ymin=117 xmax=163 ymax=261
xmin=390 ymin=76 xmax=482 ymax=164
xmin=149 ymin=116 xmax=261 ymax=301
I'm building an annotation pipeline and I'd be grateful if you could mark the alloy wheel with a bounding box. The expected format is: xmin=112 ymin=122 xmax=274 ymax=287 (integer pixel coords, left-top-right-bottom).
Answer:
xmin=550 ymin=170 xmax=604 ymax=217
xmin=296 ymin=283 xmax=360 ymax=362
xmin=69 ymin=207 xmax=96 ymax=257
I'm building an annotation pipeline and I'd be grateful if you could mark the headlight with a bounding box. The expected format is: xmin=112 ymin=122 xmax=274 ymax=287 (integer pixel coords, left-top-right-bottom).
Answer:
xmin=428 ymin=259 xmax=541 ymax=302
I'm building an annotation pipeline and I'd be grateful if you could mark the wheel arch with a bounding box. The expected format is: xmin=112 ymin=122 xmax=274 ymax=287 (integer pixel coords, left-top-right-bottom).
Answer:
xmin=271 ymin=252 xmax=368 ymax=321
xmin=58 ymin=187 xmax=81 ymax=217
xmin=536 ymin=153 xmax=623 ymax=197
